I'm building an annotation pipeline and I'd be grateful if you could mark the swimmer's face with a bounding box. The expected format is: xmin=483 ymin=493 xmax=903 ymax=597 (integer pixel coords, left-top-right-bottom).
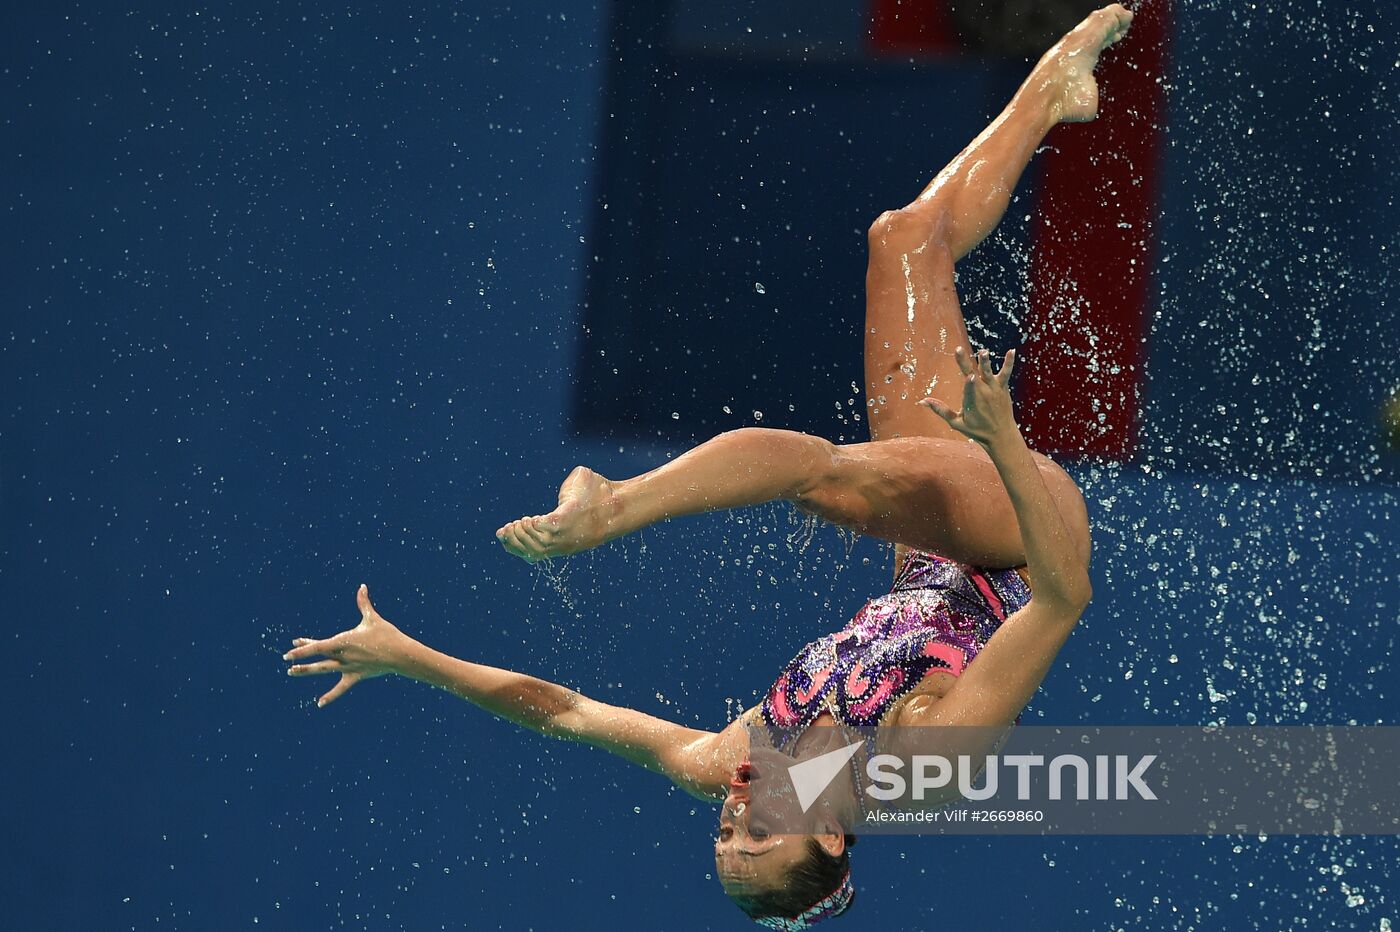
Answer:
xmin=713 ymin=761 xmax=830 ymax=901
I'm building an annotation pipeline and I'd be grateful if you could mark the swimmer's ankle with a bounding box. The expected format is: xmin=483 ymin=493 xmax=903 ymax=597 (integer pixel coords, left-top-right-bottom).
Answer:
xmin=599 ymin=477 xmax=643 ymax=543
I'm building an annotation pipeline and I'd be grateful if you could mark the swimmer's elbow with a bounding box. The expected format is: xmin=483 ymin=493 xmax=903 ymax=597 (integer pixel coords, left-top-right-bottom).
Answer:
xmin=1039 ymin=573 xmax=1092 ymax=615
xmin=1052 ymin=576 xmax=1092 ymax=612
xmin=1069 ymin=574 xmax=1093 ymax=612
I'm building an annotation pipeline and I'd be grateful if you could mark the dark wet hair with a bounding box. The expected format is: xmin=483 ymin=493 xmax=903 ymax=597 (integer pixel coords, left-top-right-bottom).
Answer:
xmin=736 ymin=835 xmax=857 ymax=923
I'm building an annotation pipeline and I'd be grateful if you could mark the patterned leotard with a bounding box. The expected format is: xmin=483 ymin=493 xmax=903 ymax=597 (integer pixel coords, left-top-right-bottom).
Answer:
xmin=760 ymin=550 xmax=1031 ymax=738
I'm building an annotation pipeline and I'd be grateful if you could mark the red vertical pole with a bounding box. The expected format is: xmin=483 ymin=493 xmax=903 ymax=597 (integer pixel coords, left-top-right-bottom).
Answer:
xmin=868 ymin=0 xmax=958 ymax=54
xmin=1018 ymin=1 xmax=1171 ymax=459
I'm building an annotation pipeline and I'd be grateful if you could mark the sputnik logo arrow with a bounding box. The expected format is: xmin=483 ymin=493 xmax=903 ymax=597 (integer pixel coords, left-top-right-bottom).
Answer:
xmin=787 ymin=740 xmax=864 ymax=813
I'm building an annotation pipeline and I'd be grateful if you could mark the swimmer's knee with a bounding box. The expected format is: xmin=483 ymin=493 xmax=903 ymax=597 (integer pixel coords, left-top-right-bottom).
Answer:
xmin=792 ymin=482 xmax=852 ymax=526
xmin=788 ymin=433 xmax=843 ymax=500
xmin=867 ymin=205 xmax=951 ymax=255
xmin=791 ymin=442 xmax=871 ymax=526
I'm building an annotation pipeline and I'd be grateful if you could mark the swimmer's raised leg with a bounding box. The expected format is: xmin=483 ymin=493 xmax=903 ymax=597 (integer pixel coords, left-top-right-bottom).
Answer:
xmin=496 ymin=7 xmax=1127 ymax=565
xmin=858 ymin=3 xmax=1128 ymax=573
xmin=495 ymin=437 xmax=823 ymax=563
xmin=865 ymin=2 xmax=1133 ymax=445
xmin=496 ymin=423 xmax=1086 ymax=569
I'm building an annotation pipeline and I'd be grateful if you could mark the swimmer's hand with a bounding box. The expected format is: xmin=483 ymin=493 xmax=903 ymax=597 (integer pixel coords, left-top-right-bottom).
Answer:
xmin=919 ymin=347 xmax=1019 ymax=449
xmin=284 ymin=584 xmax=411 ymax=707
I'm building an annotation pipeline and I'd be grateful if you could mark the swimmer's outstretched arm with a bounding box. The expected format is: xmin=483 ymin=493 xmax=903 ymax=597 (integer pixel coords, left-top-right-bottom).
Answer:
xmin=284 ymin=585 xmax=745 ymax=800
xmin=901 ymin=348 xmax=1091 ymax=730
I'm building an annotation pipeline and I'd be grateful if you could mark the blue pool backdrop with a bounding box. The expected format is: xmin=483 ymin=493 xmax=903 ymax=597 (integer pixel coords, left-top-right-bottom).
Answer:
xmin=3 ymin=1 xmax=1397 ymax=929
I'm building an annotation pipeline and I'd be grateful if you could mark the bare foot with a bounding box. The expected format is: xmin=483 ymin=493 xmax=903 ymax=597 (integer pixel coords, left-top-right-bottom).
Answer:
xmin=1039 ymin=4 xmax=1134 ymax=124
xmin=495 ymin=466 xmax=621 ymax=562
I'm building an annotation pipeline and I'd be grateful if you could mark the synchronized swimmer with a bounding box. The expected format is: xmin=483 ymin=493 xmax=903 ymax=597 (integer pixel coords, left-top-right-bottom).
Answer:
xmin=287 ymin=6 xmax=1133 ymax=926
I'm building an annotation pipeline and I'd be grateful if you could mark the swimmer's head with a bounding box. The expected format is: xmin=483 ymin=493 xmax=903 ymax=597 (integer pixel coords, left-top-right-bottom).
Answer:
xmin=714 ymin=761 xmax=856 ymax=927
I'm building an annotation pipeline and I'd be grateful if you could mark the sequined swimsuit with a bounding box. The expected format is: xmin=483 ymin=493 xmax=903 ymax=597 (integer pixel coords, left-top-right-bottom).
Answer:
xmin=760 ymin=550 xmax=1031 ymax=739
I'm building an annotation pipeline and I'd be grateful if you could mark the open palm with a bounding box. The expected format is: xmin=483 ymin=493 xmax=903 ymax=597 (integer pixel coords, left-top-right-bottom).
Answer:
xmin=285 ymin=585 xmax=409 ymax=707
xmin=920 ymin=346 xmax=1018 ymax=448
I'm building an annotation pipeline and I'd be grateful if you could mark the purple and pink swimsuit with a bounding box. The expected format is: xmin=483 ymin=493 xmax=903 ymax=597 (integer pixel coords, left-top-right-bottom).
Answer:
xmin=760 ymin=549 xmax=1031 ymax=734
